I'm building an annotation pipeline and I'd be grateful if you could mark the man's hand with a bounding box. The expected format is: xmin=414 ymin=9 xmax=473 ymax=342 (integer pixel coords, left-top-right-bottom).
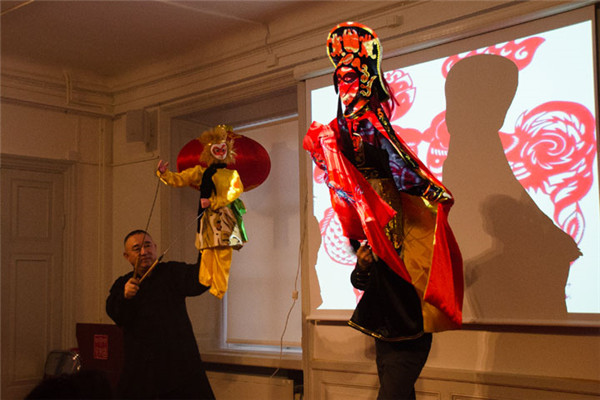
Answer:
xmin=351 ymin=244 xmax=375 ymax=290
xmin=200 ymin=198 xmax=211 ymax=208
xmin=356 ymin=244 xmax=375 ymax=272
xmin=124 ymin=277 xmax=140 ymax=299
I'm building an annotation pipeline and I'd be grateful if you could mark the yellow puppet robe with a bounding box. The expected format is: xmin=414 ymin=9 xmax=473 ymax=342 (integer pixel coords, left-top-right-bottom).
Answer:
xmin=157 ymin=165 xmax=245 ymax=298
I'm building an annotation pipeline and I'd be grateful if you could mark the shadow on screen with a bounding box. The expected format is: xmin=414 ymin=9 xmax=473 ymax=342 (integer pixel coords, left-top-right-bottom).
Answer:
xmin=466 ymin=193 xmax=581 ymax=320
xmin=443 ymin=54 xmax=581 ymax=323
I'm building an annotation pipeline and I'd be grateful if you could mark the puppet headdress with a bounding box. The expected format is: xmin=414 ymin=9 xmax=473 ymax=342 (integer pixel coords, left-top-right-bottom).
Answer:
xmin=326 ymin=22 xmax=389 ymax=102
xmin=198 ymin=124 xmax=236 ymax=165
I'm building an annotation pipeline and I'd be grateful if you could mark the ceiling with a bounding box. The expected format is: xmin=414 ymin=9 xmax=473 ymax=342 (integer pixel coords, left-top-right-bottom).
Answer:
xmin=1 ymin=0 xmax=309 ymax=79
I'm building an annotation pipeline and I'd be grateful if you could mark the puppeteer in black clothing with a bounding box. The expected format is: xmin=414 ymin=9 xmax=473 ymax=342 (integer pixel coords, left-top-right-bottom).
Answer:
xmin=106 ymin=230 xmax=215 ymax=400
xmin=350 ymin=244 xmax=432 ymax=400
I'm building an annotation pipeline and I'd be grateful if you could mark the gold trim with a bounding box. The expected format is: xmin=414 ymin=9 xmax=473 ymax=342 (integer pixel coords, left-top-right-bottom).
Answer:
xmin=347 ymin=320 xmax=425 ymax=342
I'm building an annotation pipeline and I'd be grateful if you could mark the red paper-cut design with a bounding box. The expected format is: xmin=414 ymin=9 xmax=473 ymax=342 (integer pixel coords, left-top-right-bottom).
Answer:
xmin=501 ymin=101 xmax=596 ymax=243
xmin=319 ymin=207 xmax=356 ymax=266
xmin=313 ymin=164 xmax=326 ymax=184
xmin=441 ymin=37 xmax=545 ymax=78
xmin=423 ymin=112 xmax=450 ymax=182
xmin=384 ymin=69 xmax=416 ymax=120
xmin=391 ymin=126 xmax=423 ymax=156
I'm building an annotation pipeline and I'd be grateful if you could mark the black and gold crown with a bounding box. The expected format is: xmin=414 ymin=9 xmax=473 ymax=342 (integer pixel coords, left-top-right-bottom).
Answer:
xmin=326 ymin=22 xmax=389 ymax=102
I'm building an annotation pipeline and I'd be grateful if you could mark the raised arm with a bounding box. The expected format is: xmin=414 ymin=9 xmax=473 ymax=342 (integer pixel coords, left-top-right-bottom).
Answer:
xmin=156 ymin=161 xmax=204 ymax=188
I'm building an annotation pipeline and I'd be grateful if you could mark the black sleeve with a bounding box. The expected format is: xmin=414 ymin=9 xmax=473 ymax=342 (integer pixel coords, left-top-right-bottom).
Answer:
xmin=105 ymin=275 xmax=139 ymax=326
xmin=350 ymin=265 xmax=372 ymax=291
xmin=167 ymin=261 xmax=210 ymax=297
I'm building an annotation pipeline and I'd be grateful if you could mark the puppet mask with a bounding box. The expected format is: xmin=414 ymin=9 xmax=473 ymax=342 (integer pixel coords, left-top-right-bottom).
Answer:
xmin=336 ymin=67 xmax=361 ymax=106
xmin=327 ymin=22 xmax=389 ymax=103
xmin=210 ymin=142 xmax=228 ymax=160
xmin=198 ymin=125 xmax=236 ymax=166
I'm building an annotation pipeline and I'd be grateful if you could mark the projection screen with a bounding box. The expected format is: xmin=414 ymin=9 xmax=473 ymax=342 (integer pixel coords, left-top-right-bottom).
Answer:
xmin=304 ymin=6 xmax=599 ymax=327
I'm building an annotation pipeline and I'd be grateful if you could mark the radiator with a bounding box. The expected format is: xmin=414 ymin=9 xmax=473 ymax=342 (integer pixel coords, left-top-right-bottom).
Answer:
xmin=207 ymin=371 xmax=295 ymax=400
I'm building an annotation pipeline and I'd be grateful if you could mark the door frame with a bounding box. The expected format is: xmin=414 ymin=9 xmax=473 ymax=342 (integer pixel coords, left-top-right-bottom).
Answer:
xmin=1 ymin=153 xmax=76 ymax=367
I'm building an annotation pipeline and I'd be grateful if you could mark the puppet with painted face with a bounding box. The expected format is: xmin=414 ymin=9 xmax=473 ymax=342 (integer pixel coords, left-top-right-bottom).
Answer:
xmin=304 ymin=22 xmax=464 ymax=336
xmin=304 ymin=22 xmax=464 ymax=399
xmin=157 ymin=124 xmax=246 ymax=299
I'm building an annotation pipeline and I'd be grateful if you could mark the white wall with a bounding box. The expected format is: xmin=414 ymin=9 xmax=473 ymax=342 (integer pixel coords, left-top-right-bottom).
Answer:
xmin=0 ymin=101 xmax=113 ymax=339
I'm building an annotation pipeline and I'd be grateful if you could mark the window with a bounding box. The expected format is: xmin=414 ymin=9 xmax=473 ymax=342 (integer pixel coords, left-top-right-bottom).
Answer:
xmin=167 ymin=93 xmax=302 ymax=355
xmin=225 ymin=118 xmax=302 ymax=350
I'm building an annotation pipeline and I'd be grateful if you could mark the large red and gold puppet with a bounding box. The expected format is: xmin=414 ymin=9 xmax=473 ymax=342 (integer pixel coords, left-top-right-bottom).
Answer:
xmin=157 ymin=124 xmax=270 ymax=299
xmin=304 ymin=22 xmax=463 ymax=336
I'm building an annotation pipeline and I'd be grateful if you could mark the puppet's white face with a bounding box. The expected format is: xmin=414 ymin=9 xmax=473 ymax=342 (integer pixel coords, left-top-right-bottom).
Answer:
xmin=211 ymin=142 xmax=228 ymax=160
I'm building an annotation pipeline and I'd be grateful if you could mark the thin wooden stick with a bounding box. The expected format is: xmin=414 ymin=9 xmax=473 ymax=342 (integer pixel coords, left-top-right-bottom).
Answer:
xmin=137 ymin=202 xmax=202 ymax=283
xmin=139 ymin=256 xmax=162 ymax=283
xmin=133 ymin=257 xmax=141 ymax=280
xmin=134 ymin=178 xmax=161 ymax=279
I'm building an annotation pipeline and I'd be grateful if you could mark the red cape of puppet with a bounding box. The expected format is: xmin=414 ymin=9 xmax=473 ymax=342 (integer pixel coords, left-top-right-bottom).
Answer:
xmin=304 ymin=118 xmax=463 ymax=329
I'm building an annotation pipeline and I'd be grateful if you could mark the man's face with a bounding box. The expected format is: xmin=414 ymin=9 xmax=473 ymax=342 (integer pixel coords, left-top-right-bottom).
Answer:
xmin=123 ymin=233 xmax=158 ymax=274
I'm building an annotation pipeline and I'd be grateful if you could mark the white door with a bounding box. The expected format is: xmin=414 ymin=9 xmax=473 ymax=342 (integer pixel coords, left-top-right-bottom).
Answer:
xmin=1 ymin=161 xmax=67 ymax=399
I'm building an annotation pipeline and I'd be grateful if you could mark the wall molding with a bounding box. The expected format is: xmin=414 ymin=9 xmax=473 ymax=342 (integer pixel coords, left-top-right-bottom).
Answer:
xmin=0 ymin=153 xmax=74 ymax=172
xmin=309 ymin=362 xmax=600 ymax=399
xmin=3 ymin=1 xmax=590 ymax=119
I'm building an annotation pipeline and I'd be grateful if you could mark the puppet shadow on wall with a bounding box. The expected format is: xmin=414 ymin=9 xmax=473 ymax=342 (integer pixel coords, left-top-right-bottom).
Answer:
xmin=443 ymin=54 xmax=581 ymax=323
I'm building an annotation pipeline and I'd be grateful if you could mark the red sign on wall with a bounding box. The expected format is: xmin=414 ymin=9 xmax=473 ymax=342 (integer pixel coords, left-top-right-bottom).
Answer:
xmin=93 ymin=334 xmax=109 ymax=360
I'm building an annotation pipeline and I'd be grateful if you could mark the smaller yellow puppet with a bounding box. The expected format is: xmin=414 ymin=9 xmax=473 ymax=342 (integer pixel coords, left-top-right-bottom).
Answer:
xmin=157 ymin=124 xmax=246 ymax=299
